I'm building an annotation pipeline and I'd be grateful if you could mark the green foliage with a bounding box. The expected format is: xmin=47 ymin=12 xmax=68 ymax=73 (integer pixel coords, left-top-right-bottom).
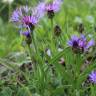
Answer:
xmin=0 ymin=87 xmax=13 ymax=96
xmin=0 ymin=0 xmax=96 ymax=96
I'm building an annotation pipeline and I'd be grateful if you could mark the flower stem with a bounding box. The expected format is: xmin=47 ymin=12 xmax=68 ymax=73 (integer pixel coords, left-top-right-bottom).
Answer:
xmin=50 ymin=18 xmax=56 ymax=54
xmin=28 ymin=44 xmax=36 ymax=72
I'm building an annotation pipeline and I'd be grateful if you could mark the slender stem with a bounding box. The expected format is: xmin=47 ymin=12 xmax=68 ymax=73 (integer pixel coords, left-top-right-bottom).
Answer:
xmin=50 ymin=18 xmax=56 ymax=54
xmin=32 ymin=32 xmax=37 ymax=53
xmin=30 ymin=30 xmax=38 ymax=54
xmin=28 ymin=44 xmax=36 ymax=72
xmin=51 ymin=18 xmax=53 ymax=30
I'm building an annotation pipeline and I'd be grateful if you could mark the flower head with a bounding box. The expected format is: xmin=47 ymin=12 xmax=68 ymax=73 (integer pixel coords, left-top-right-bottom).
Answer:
xmin=67 ymin=34 xmax=95 ymax=53
xmin=89 ymin=70 xmax=96 ymax=84
xmin=10 ymin=3 xmax=45 ymax=31
xmin=46 ymin=0 xmax=62 ymax=12
xmin=45 ymin=0 xmax=63 ymax=19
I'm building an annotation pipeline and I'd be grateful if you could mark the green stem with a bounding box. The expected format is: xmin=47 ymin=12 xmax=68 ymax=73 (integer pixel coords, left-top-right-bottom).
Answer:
xmin=50 ymin=18 xmax=56 ymax=54
xmin=31 ymin=31 xmax=37 ymax=54
xmin=51 ymin=18 xmax=53 ymax=29
xmin=28 ymin=44 xmax=36 ymax=72
xmin=32 ymin=33 xmax=37 ymax=53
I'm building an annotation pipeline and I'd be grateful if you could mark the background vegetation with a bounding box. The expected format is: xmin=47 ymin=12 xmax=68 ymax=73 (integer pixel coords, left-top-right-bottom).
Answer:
xmin=0 ymin=0 xmax=96 ymax=96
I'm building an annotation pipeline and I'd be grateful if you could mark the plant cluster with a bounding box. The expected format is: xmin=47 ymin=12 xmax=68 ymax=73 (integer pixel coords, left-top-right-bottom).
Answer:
xmin=0 ymin=0 xmax=96 ymax=96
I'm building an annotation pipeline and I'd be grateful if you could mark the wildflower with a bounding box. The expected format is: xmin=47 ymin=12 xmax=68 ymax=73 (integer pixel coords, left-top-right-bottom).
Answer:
xmin=67 ymin=35 xmax=95 ymax=53
xmin=10 ymin=3 xmax=45 ymax=31
xmin=10 ymin=6 xmax=37 ymax=30
xmin=89 ymin=70 xmax=96 ymax=84
xmin=45 ymin=0 xmax=62 ymax=19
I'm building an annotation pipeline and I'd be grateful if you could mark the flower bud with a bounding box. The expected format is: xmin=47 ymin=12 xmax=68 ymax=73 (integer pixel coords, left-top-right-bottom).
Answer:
xmin=78 ymin=23 xmax=84 ymax=33
xmin=54 ymin=25 xmax=62 ymax=36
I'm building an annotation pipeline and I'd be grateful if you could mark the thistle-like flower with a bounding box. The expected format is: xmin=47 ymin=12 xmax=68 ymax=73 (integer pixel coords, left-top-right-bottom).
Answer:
xmin=45 ymin=0 xmax=63 ymax=19
xmin=89 ymin=70 xmax=96 ymax=84
xmin=68 ymin=35 xmax=95 ymax=53
xmin=10 ymin=3 xmax=45 ymax=31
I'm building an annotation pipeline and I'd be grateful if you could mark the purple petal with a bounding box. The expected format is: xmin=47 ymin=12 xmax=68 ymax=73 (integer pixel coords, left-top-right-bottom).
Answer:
xmin=46 ymin=0 xmax=63 ymax=12
xmin=80 ymin=34 xmax=86 ymax=41
xmin=67 ymin=40 xmax=73 ymax=46
xmin=53 ymin=0 xmax=63 ymax=12
xmin=10 ymin=9 xmax=21 ymax=22
xmin=86 ymin=39 xmax=95 ymax=49
xmin=78 ymin=40 xmax=85 ymax=47
xmin=71 ymin=35 xmax=79 ymax=41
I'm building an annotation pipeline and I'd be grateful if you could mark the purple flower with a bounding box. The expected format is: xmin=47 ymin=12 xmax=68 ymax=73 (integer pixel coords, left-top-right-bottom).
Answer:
xmin=46 ymin=0 xmax=62 ymax=12
xmin=89 ymin=70 xmax=96 ymax=84
xmin=67 ymin=34 xmax=95 ymax=53
xmin=45 ymin=0 xmax=63 ymax=19
xmin=10 ymin=3 xmax=45 ymax=30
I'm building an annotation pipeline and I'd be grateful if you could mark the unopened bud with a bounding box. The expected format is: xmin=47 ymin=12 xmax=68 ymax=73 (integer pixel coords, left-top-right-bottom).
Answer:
xmin=54 ymin=25 xmax=62 ymax=36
